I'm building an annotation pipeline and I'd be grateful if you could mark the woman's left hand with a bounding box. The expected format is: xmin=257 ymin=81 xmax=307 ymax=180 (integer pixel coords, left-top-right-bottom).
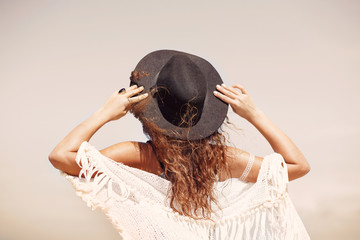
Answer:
xmin=99 ymin=85 xmax=148 ymax=122
xmin=213 ymin=84 xmax=259 ymax=121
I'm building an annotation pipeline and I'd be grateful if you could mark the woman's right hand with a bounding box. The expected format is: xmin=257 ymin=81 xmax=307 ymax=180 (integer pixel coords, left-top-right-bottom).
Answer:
xmin=213 ymin=84 xmax=260 ymax=121
xmin=99 ymin=85 xmax=148 ymax=122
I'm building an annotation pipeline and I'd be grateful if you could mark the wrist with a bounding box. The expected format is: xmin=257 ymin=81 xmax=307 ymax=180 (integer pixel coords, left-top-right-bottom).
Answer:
xmin=92 ymin=108 xmax=112 ymax=125
xmin=246 ymin=108 xmax=265 ymax=123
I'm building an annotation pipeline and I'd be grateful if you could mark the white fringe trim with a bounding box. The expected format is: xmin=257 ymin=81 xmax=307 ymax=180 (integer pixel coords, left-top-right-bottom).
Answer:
xmin=60 ymin=141 xmax=307 ymax=239
xmin=60 ymin=141 xmax=133 ymax=240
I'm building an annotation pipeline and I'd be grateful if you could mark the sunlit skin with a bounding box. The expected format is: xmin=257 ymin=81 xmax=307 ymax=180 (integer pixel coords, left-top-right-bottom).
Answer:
xmin=49 ymin=84 xmax=310 ymax=182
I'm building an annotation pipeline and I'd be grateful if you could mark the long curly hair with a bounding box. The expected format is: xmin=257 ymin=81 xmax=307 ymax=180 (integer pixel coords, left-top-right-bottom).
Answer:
xmin=130 ymin=71 xmax=230 ymax=219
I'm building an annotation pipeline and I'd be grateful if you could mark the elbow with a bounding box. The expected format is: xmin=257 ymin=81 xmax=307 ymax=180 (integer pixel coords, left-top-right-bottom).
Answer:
xmin=300 ymin=162 xmax=311 ymax=177
xmin=288 ymin=161 xmax=311 ymax=181
xmin=48 ymin=150 xmax=65 ymax=170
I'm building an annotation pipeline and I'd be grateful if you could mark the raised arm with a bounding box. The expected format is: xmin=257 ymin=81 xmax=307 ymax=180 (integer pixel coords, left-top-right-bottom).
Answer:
xmin=48 ymin=85 xmax=148 ymax=176
xmin=214 ymin=84 xmax=310 ymax=181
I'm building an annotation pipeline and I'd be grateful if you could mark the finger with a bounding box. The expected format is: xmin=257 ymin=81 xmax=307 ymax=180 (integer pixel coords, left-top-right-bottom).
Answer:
xmin=117 ymin=85 xmax=137 ymax=96
xmin=221 ymin=84 xmax=243 ymax=96
xmin=216 ymin=85 xmax=238 ymax=99
xmin=125 ymin=85 xmax=144 ymax=97
xmin=126 ymin=85 xmax=138 ymax=92
xmin=128 ymin=92 xmax=149 ymax=104
xmin=233 ymin=85 xmax=248 ymax=94
xmin=213 ymin=91 xmax=235 ymax=105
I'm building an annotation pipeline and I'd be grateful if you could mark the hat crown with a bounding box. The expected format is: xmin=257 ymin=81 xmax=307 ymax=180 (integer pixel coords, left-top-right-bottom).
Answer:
xmin=132 ymin=49 xmax=228 ymax=140
xmin=156 ymin=55 xmax=207 ymax=127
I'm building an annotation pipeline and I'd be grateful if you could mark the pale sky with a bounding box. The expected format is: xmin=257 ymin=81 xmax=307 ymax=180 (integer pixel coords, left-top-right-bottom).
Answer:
xmin=0 ymin=1 xmax=359 ymax=239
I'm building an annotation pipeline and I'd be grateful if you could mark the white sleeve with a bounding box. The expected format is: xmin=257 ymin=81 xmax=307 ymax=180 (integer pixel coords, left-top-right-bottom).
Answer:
xmin=257 ymin=153 xmax=289 ymax=196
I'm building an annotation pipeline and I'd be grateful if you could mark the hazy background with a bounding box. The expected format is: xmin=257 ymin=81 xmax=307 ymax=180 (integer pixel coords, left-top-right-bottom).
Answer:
xmin=1 ymin=0 xmax=359 ymax=239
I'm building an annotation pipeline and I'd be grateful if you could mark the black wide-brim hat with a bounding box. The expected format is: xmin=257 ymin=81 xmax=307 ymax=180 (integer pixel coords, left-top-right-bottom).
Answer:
xmin=130 ymin=49 xmax=228 ymax=140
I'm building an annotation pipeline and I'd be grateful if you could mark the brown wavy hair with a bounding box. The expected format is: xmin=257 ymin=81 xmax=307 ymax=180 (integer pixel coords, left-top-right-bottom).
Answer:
xmin=130 ymin=71 xmax=230 ymax=219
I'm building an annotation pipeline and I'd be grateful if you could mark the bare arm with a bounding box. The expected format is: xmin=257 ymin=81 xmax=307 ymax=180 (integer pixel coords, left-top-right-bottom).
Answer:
xmin=214 ymin=84 xmax=310 ymax=181
xmin=247 ymin=109 xmax=310 ymax=180
xmin=48 ymin=85 xmax=148 ymax=176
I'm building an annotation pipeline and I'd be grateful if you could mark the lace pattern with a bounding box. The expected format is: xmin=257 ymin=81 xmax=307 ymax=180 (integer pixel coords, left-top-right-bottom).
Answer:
xmin=60 ymin=141 xmax=310 ymax=240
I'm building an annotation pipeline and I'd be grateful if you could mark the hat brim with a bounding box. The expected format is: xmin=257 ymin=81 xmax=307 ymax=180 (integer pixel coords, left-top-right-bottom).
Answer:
xmin=131 ymin=50 xmax=228 ymax=140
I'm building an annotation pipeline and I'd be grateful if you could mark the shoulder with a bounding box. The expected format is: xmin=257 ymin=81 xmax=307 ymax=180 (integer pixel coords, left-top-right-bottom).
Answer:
xmin=100 ymin=141 xmax=162 ymax=175
xmin=224 ymin=146 xmax=264 ymax=182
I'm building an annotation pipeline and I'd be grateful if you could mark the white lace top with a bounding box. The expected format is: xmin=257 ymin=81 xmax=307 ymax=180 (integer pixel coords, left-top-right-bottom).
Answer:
xmin=60 ymin=141 xmax=310 ymax=240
